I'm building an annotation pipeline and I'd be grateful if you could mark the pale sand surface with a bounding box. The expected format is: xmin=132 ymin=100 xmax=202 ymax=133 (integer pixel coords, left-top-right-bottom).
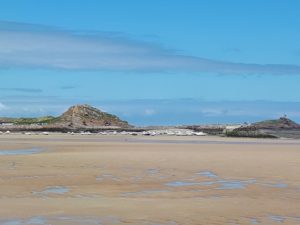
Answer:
xmin=0 ymin=134 xmax=300 ymax=225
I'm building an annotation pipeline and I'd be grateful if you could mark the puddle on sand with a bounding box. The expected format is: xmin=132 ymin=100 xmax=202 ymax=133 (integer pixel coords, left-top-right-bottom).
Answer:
xmin=0 ymin=215 xmax=120 ymax=225
xmin=262 ymin=183 xmax=288 ymax=188
xmin=121 ymin=189 xmax=170 ymax=197
xmin=26 ymin=216 xmax=46 ymax=224
xmin=148 ymin=221 xmax=179 ymax=225
xmin=165 ymin=179 xmax=256 ymax=190
xmin=0 ymin=148 xmax=43 ymax=156
xmin=96 ymin=174 xmax=120 ymax=181
xmin=33 ymin=186 xmax=69 ymax=195
xmin=147 ymin=168 xmax=160 ymax=175
xmin=131 ymin=176 xmax=142 ymax=182
xmin=0 ymin=220 xmax=22 ymax=225
xmin=196 ymin=171 xmax=218 ymax=179
xmin=269 ymin=215 xmax=285 ymax=223
xmin=180 ymin=169 xmax=290 ymax=191
xmin=217 ymin=179 xmax=256 ymax=190
xmin=164 ymin=169 xmax=291 ymax=192
xmin=227 ymin=220 xmax=239 ymax=225
xmin=249 ymin=218 xmax=260 ymax=224
xmin=165 ymin=181 xmax=213 ymax=187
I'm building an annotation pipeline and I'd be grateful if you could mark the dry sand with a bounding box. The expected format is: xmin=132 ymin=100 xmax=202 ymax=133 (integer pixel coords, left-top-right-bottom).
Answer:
xmin=0 ymin=134 xmax=299 ymax=225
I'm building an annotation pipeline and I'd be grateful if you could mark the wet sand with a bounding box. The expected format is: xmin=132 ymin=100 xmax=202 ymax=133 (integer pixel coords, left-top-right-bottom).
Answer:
xmin=0 ymin=134 xmax=300 ymax=225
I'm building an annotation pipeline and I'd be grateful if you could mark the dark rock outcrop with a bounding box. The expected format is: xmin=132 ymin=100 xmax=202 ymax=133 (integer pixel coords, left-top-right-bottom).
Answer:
xmin=251 ymin=117 xmax=300 ymax=129
xmin=226 ymin=117 xmax=300 ymax=139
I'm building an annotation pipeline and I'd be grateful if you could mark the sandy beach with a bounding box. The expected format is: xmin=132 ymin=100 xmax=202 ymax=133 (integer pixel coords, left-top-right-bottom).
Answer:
xmin=0 ymin=134 xmax=299 ymax=225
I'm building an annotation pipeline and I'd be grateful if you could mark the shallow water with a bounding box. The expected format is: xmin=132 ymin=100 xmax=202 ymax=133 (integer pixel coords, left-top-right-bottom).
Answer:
xmin=165 ymin=179 xmax=256 ymax=190
xmin=26 ymin=216 xmax=46 ymax=224
xmin=165 ymin=181 xmax=212 ymax=187
xmin=96 ymin=174 xmax=120 ymax=181
xmin=33 ymin=186 xmax=69 ymax=195
xmin=121 ymin=189 xmax=170 ymax=197
xmin=264 ymin=183 xmax=288 ymax=188
xmin=148 ymin=222 xmax=179 ymax=225
xmin=249 ymin=218 xmax=260 ymax=224
xmin=0 ymin=215 xmax=120 ymax=225
xmin=125 ymin=138 xmax=300 ymax=146
xmin=147 ymin=168 xmax=160 ymax=175
xmin=217 ymin=179 xmax=257 ymax=190
xmin=16 ymin=136 xmax=300 ymax=146
xmin=0 ymin=148 xmax=43 ymax=156
xmin=1 ymin=220 xmax=22 ymax=225
xmin=269 ymin=215 xmax=285 ymax=223
xmin=196 ymin=171 xmax=219 ymax=179
xmin=165 ymin=170 xmax=289 ymax=191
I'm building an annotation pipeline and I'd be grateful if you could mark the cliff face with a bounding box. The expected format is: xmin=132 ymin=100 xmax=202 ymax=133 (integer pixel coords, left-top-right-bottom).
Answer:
xmin=54 ymin=104 xmax=130 ymax=128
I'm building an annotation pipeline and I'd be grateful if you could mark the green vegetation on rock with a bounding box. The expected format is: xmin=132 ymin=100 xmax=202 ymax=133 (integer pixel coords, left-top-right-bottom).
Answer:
xmin=224 ymin=129 xmax=277 ymax=138
xmin=252 ymin=117 xmax=300 ymax=129
xmin=13 ymin=116 xmax=59 ymax=125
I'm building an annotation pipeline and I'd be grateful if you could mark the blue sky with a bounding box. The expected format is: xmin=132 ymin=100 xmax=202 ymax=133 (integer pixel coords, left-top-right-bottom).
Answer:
xmin=0 ymin=0 xmax=300 ymax=125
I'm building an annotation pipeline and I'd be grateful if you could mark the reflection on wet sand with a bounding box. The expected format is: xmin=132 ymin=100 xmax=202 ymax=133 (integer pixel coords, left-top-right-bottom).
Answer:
xmin=0 ymin=134 xmax=300 ymax=225
xmin=0 ymin=148 xmax=43 ymax=156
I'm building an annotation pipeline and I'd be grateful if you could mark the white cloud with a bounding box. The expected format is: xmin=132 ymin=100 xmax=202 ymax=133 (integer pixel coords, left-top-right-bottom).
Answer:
xmin=199 ymin=108 xmax=225 ymax=116
xmin=0 ymin=102 xmax=7 ymax=111
xmin=144 ymin=109 xmax=156 ymax=116
xmin=1 ymin=21 xmax=300 ymax=75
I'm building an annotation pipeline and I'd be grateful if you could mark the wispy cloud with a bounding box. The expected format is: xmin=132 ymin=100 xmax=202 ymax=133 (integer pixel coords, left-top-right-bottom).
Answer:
xmin=0 ymin=102 xmax=7 ymax=111
xmin=223 ymin=47 xmax=242 ymax=54
xmin=0 ymin=88 xmax=43 ymax=93
xmin=1 ymin=21 xmax=300 ymax=75
xmin=60 ymin=85 xmax=78 ymax=90
xmin=144 ymin=108 xmax=157 ymax=116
